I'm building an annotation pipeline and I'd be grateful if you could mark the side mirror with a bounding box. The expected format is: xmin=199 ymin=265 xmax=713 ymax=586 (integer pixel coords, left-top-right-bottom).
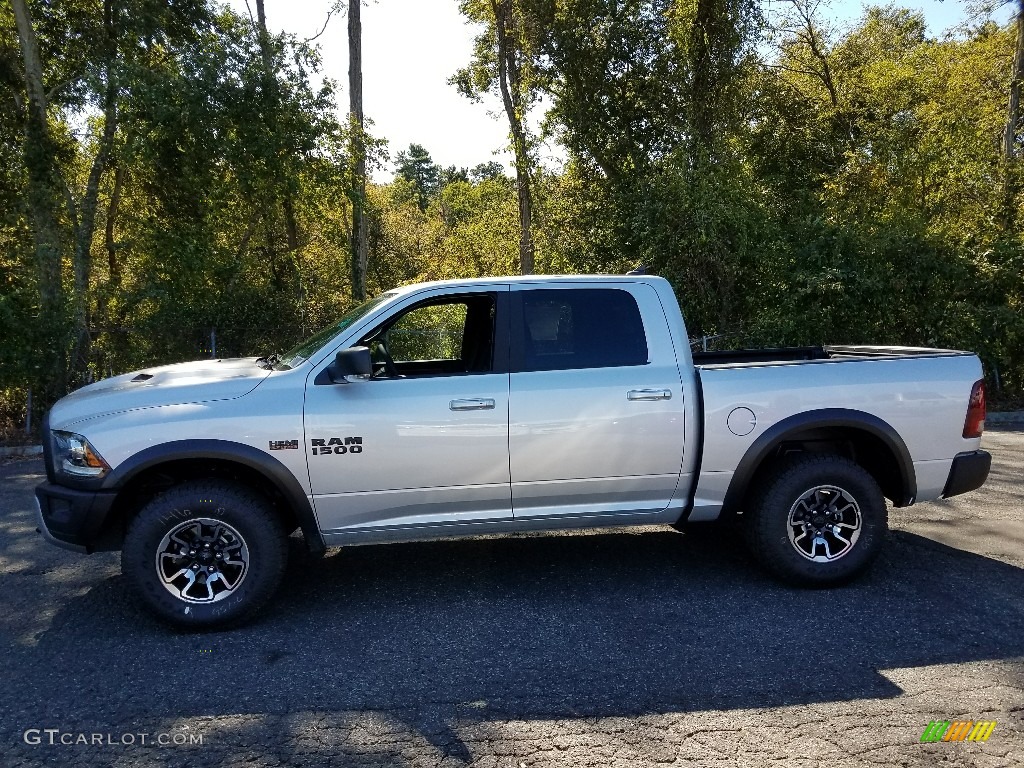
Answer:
xmin=328 ymin=346 xmax=372 ymax=383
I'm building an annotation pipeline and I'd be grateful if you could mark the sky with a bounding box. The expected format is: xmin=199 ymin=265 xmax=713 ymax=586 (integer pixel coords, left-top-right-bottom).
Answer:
xmin=228 ymin=0 xmax=1015 ymax=181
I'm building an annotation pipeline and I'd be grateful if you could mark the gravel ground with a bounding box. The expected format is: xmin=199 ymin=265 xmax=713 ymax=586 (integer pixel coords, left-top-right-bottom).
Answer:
xmin=0 ymin=429 xmax=1021 ymax=767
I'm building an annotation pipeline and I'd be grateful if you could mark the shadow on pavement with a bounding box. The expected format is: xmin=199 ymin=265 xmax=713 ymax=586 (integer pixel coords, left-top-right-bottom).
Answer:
xmin=19 ymin=527 xmax=1024 ymax=721
xmin=5 ymin=451 xmax=1023 ymax=763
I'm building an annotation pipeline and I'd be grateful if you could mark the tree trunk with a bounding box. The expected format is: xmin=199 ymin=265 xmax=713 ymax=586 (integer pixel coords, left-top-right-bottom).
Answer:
xmin=98 ymin=163 xmax=125 ymax=340
xmin=348 ymin=0 xmax=368 ymax=299
xmin=492 ymin=0 xmax=534 ymax=274
xmin=66 ymin=0 xmax=120 ymax=385
xmin=255 ymin=0 xmax=301 ymax=266
xmin=70 ymin=77 xmax=118 ymax=383
xmin=255 ymin=0 xmax=274 ymax=76
xmin=105 ymin=165 xmax=126 ymax=283
xmin=12 ymin=0 xmax=69 ymax=397
xmin=1001 ymin=0 xmax=1024 ymax=228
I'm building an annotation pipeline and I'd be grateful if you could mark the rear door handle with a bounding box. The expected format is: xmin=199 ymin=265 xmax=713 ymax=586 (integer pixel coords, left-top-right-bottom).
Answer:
xmin=627 ymin=389 xmax=672 ymax=401
xmin=450 ymin=398 xmax=496 ymax=411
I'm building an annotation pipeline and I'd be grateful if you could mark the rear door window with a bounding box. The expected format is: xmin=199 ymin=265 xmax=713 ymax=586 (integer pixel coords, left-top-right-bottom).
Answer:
xmin=514 ymin=288 xmax=649 ymax=371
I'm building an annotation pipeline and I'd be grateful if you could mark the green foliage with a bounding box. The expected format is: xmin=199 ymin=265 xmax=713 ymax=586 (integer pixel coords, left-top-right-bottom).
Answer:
xmin=90 ymin=6 xmax=349 ymax=372
xmin=1 ymin=0 xmax=1023 ymax=435
xmin=452 ymin=0 xmax=545 ymax=114
xmin=387 ymin=303 xmax=468 ymax=361
xmin=470 ymin=161 xmax=506 ymax=181
xmin=746 ymin=4 xmax=1024 ymax=392
xmin=395 ymin=143 xmax=442 ymax=211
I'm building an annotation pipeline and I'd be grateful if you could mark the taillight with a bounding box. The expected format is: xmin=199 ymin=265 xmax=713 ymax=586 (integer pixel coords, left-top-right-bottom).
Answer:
xmin=963 ymin=379 xmax=986 ymax=438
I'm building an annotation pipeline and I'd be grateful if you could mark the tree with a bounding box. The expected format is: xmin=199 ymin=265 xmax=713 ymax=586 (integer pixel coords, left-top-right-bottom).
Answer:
xmin=2 ymin=0 xmax=1023 ymax=431
xmin=107 ymin=6 xmax=348 ymax=363
xmin=520 ymin=0 xmax=761 ymax=331
xmin=441 ymin=165 xmax=470 ymax=186
xmin=470 ymin=161 xmax=505 ymax=181
xmin=748 ymin=4 xmax=1023 ymax=388
xmin=348 ymin=0 xmax=369 ymax=300
xmin=395 ymin=143 xmax=441 ymax=210
xmin=10 ymin=0 xmax=72 ymax=398
xmin=1002 ymin=0 xmax=1024 ymax=227
xmin=253 ymin=0 xmax=301 ymax=264
xmin=453 ymin=0 xmax=540 ymax=274
xmin=9 ymin=0 xmax=196 ymax=394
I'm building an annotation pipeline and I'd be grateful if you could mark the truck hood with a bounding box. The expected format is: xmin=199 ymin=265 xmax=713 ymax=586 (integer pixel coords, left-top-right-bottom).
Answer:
xmin=49 ymin=358 xmax=272 ymax=428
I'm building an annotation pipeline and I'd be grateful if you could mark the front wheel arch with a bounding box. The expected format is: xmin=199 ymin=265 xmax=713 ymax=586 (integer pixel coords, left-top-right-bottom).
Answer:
xmin=102 ymin=441 xmax=325 ymax=555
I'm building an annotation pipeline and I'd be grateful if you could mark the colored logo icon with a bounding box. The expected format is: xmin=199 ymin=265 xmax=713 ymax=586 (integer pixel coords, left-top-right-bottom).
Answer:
xmin=920 ymin=720 xmax=996 ymax=743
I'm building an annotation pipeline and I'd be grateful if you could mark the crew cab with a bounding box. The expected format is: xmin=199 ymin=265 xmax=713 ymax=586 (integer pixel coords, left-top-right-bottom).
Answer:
xmin=34 ymin=275 xmax=992 ymax=627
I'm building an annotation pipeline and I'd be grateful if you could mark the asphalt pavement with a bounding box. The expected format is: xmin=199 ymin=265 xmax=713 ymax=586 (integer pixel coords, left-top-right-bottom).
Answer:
xmin=1 ymin=429 xmax=1021 ymax=767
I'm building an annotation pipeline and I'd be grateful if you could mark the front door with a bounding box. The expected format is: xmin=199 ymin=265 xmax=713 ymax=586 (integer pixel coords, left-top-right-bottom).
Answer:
xmin=305 ymin=288 xmax=512 ymax=534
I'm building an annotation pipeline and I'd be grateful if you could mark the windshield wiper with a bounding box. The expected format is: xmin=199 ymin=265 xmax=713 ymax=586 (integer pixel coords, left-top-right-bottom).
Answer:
xmin=255 ymin=353 xmax=280 ymax=370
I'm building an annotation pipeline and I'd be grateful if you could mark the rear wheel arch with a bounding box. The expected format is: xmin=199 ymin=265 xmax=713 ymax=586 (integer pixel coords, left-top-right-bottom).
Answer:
xmin=721 ymin=409 xmax=916 ymax=517
xmin=101 ymin=441 xmax=325 ymax=555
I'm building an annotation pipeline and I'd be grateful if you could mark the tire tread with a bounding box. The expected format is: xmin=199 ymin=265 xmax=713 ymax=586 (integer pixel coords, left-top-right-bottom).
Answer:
xmin=745 ymin=453 xmax=887 ymax=587
xmin=122 ymin=480 xmax=287 ymax=628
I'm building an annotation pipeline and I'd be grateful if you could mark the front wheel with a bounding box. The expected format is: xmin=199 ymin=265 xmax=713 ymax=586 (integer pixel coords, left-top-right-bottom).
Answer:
xmin=746 ymin=454 xmax=887 ymax=586
xmin=122 ymin=481 xmax=288 ymax=628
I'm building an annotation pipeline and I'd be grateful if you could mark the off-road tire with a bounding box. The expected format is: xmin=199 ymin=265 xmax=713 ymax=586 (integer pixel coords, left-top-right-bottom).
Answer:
xmin=122 ymin=480 xmax=287 ymax=628
xmin=746 ymin=454 xmax=887 ymax=586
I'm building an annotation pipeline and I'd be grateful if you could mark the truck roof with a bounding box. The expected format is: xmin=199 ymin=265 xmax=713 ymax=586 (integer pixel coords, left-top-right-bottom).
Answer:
xmin=386 ymin=273 xmax=660 ymax=297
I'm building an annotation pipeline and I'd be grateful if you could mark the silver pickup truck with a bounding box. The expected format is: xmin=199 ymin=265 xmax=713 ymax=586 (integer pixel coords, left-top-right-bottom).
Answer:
xmin=35 ymin=275 xmax=991 ymax=627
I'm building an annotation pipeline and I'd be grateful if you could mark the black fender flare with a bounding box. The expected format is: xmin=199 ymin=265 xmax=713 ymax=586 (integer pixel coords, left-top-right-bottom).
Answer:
xmin=102 ymin=440 xmax=325 ymax=555
xmin=718 ymin=408 xmax=917 ymax=516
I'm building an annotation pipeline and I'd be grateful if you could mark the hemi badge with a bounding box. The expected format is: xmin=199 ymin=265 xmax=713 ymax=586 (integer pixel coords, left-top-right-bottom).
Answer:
xmin=269 ymin=440 xmax=299 ymax=451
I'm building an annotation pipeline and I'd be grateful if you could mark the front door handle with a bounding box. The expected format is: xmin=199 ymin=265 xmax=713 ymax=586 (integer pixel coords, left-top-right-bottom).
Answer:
xmin=627 ymin=389 xmax=672 ymax=401
xmin=450 ymin=398 xmax=496 ymax=411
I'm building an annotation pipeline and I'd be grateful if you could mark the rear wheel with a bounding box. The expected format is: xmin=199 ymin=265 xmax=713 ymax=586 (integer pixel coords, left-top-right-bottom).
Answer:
xmin=746 ymin=454 xmax=887 ymax=586
xmin=122 ymin=480 xmax=287 ymax=628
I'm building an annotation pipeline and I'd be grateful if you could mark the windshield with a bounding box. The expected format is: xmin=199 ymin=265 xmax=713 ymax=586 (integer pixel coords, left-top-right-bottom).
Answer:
xmin=274 ymin=294 xmax=393 ymax=370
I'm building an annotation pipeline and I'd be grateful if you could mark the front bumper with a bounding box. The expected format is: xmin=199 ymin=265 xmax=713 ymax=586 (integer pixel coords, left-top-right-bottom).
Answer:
xmin=35 ymin=482 xmax=119 ymax=553
xmin=942 ymin=450 xmax=992 ymax=499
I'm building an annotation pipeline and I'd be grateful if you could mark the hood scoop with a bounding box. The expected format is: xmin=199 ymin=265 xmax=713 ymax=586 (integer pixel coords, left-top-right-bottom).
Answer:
xmin=131 ymin=373 xmax=154 ymax=382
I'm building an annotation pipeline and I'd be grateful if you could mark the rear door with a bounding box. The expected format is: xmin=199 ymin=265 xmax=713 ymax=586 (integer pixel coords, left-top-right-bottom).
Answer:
xmin=508 ymin=282 xmax=688 ymax=520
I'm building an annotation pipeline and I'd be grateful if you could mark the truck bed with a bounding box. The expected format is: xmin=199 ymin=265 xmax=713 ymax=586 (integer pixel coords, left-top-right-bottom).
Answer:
xmin=689 ymin=345 xmax=983 ymax=521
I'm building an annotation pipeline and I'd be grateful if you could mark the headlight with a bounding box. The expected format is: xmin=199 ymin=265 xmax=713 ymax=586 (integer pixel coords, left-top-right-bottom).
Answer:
xmin=52 ymin=431 xmax=111 ymax=479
